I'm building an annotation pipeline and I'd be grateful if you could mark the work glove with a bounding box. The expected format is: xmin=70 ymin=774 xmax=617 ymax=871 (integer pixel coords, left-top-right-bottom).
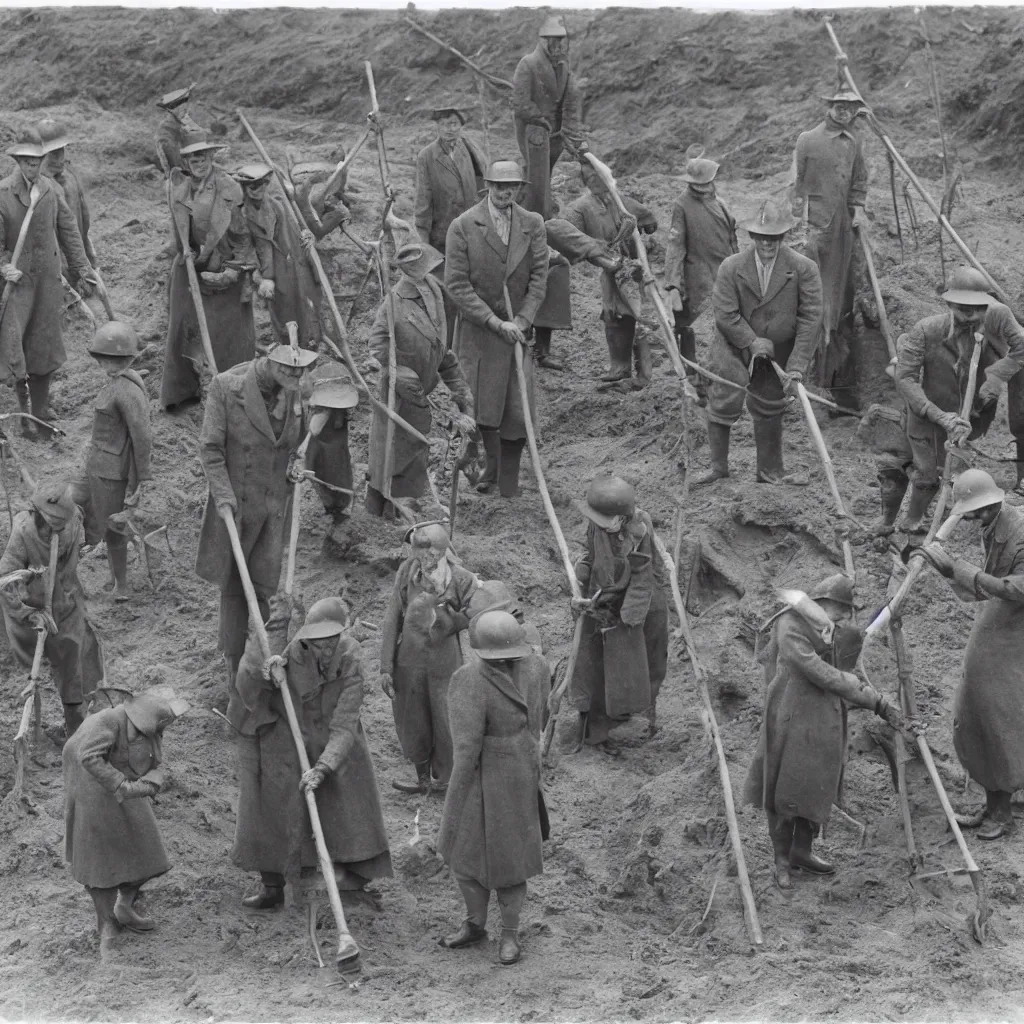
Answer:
xmin=976 ymin=377 xmax=1001 ymax=410
xmin=116 ymin=778 xmax=159 ymax=802
xmin=286 ymin=450 xmax=305 ymax=484
xmin=569 ymin=596 xmax=593 ymax=619
xmin=749 ymin=337 xmax=775 ymax=361
xmin=935 ymin=410 xmax=971 ymax=445
xmin=919 ymin=541 xmax=955 ymax=579
xmin=140 ymin=767 xmax=167 ymax=791
xmin=28 ymin=610 xmax=58 ymax=635
xmin=379 ymin=672 xmax=395 ymax=700
xmin=1 ymin=264 xmax=23 ymax=284
xmin=257 ymin=278 xmax=276 ymax=301
xmin=262 ymin=653 xmax=287 ymax=682
xmin=299 ymin=763 xmax=327 ymax=793
xmin=498 ymin=320 xmax=526 ymax=347
xmin=874 ymin=694 xmax=913 ymax=740
xmin=75 ymin=274 xmax=97 ymax=298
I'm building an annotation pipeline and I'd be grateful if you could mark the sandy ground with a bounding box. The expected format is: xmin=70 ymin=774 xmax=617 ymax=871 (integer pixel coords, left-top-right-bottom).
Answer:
xmin=3 ymin=7 xmax=1024 ymax=1023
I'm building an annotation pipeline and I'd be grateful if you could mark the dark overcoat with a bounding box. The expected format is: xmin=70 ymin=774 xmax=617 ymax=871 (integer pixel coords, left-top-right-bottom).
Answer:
xmin=511 ymin=45 xmax=582 ymax=153
xmin=948 ymin=505 xmax=1024 ymax=791
xmin=438 ymin=653 xmax=550 ymax=889
xmin=0 ymin=172 xmax=92 ymax=382
xmin=414 ymin=136 xmax=488 ymax=252
xmin=664 ymin=189 xmax=738 ymax=315
xmin=86 ymin=370 xmax=152 ymax=485
xmin=445 ymin=199 xmax=547 ymax=437
xmin=62 ymin=706 xmax=169 ymax=888
xmin=230 ymin=626 xmax=392 ymax=879
xmin=196 ymin=361 xmax=302 ymax=595
xmin=46 ymin=164 xmax=94 ymax=263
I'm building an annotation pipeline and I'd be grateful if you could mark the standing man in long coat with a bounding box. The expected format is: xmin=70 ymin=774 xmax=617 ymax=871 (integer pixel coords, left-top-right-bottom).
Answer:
xmin=663 ymin=153 xmax=738 ymax=403
xmin=702 ymin=199 xmax=823 ymax=485
xmin=0 ymin=128 xmax=95 ymax=438
xmin=153 ymin=85 xmax=201 ymax=175
xmin=918 ymin=470 xmax=1024 ymax=839
xmin=0 ymin=482 xmax=104 ymax=742
xmin=366 ymin=242 xmax=475 ymax=519
xmin=512 ymin=15 xmax=584 ymax=219
xmin=414 ymin=105 xmax=487 ymax=348
xmin=37 ymin=118 xmax=97 ymax=269
xmin=791 ymin=89 xmax=868 ymax=410
xmin=378 ymin=522 xmax=479 ymax=793
xmin=162 ymin=128 xmax=255 ymax=410
xmin=63 ymin=686 xmax=188 ymax=954
xmin=438 ymin=610 xmax=550 ymax=966
xmin=445 ymin=161 xmax=548 ymax=499
xmin=197 ymin=343 xmax=317 ymax=696
xmin=229 ymin=595 xmax=392 ymax=911
xmin=570 ymin=475 xmax=669 ymax=750
xmin=744 ymin=574 xmax=910 ymax=888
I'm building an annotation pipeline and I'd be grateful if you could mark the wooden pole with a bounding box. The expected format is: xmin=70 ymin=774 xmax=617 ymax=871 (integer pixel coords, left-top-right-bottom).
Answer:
xmin=283 ymin=321 xmax=309 ymax=598
xmin=855 ymin=225 xmax=897 ymax=374
xmin=0 ymin=184 xmax=42 ymax=330
xmin=322 ymin=126 xmax=373 ymax=199
xmin=168 ymin=196 xmax=218 ymax=375
xmin=402 ymin=16 xmax=514 ymax=91
xmin=364 ymin=62 xmax=392 ymax=200
xmin=652 ymin=530 xmax=763 ymax=947
xmin=218 ymin=508 xmax=360 ymax=971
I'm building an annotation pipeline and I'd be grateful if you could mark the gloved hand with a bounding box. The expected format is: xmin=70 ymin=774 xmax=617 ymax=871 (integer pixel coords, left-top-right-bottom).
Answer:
xmin=666 ymin=288 xmax=684 ymax=313
xmin=920 ymin=541 xmax=955 ymax=579
xmin=935 ymin=410 xmax=971 ymax=444
xmin=977 ymin=377 xmax=1001 ymax=410
xmin=570 ymin=596 xmax=594 ymax=619
xmin=258 ymin=278 xmax=276 ymax=301
xmin=286 ymin=450 xmax=304 ymax=484
xmin=77 ymin=274 xmax=97 ymax=298
xmin=262 ymin=653 xmax=287 ymax=682
xmin=749 ymin=337 xmax=775 ymax=361
xmin=123 ymin=482 xmax=144 ymax=509
xmin=299 ymin=763 xmax=327 ymax=793
xmin=116 ymin=778 xmax=159 ymax=802
xmin=140 ymin=767 xmax=167 ymax=791
xmin=29 ymin=610 xmax=58 ymax=635
xmin=379 ymin=672 xmax=395 ymax=699
xmin=1 ymin=264 xmax=23 ymax=284
xmin=874 ymin=694 xmax=911 ymax=738
xmin=498 ymin=320 xmax=525 ymax=346
xmin=452 ymin=411 xmax=476 ymax=435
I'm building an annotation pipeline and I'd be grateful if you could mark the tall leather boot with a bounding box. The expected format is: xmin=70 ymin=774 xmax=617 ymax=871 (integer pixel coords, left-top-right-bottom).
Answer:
xmin=766 ymin=811 xmax=795 ymax=889
xmin=695 ymin=422 xmax=730 ymax=485
xmin=534 ymin=327 xmax=563 ymax=371
xmin=28 ymin=373 xmax=54 ymax=431
xmin=243 ymin=871 xmax=285 ymax=910
xmin=633 ymin=332 xmax=653 ymax=387
xmin=753 ymin=415 xmax=785 ymax=482
xmin=600 ymin=319 xmax=632 ymax=382
xmin=978 ymin=790 xmax=1015 ymax=840
xmin=900 ymin=482 xmax=938 ymax=534
xmin=476 ymin=428 xmax=500 ymax=494
xmin=15 ymin=378 xmax=33 ymax=439
xmin=498 ymin=438 xmax=525 ymax=498
xmin=874 ymin=470 xmax=909 ymax=536
xmin=789 ymin=816 xmax=834 ymax=874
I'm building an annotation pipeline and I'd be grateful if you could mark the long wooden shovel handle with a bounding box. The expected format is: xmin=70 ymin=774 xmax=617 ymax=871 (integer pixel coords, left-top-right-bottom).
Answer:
xmin=169 ymin=204 xmax=219 ymax=374
xmin=323 ymin=127 xmax=372 ymax=198
xmin=217 ymin=508 xmax=359 ymax=968
xmin=540 ymin=616 xmax=583 ymax=757
xmin=855 ymin=226 xmax=896 ymax=370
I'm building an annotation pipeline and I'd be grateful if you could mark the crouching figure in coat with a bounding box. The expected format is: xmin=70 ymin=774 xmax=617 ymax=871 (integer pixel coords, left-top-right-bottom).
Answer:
xmin=438 ymin=610 xmax=550 ymax=966
xmin=744 ymin=573 xmax=911 ymax=888
xmin=229 ymin=594 xmax=393 ymax=913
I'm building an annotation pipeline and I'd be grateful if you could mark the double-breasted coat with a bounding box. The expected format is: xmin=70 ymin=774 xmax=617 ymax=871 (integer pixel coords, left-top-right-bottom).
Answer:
xmin=945 ymin=505 xmax=1024 ymax=792
xmin=791 ymin=121 xmax=867 ymax=335
xmin=414 ymin=136 xmax=488 ymax=253
xmin=379 ymin=558 xmax=478 ymax=783
xmin=63 ymin=706 xmax=170 ymax=889
xmin=0 ymin=508 xmax=103 ymax=705
xmin=438 ymin=653 xmax=550 ymax=890
xmin=708 ymin=244 xmax=823 ymax=425
xmin=367 ymin=276 xmax=473 ymax=499
xmin=664 ymin=189 xmax=738 ymax=316
xmin=445 ymin=199 xmax=548 ymax=438
xmin=743 ymin=610 xmax=862 ymax=825
xmin=162 ymin=166 xmax=255 ymax=408
xmin=511 ymin=44 xmax=582 ymax=158
xmin=0 ymin=172 xmax=92 ymax=383
xmin=229 ymin=617 xmax=392 ymax=881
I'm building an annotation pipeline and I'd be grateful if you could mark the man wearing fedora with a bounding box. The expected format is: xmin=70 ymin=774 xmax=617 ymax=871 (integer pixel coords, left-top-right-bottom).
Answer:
xmin=512 ymin=15 xmax=585 ymax=219
xmin=702 ymin=199 xmax=823 ymax=486
xmin=0 ymin=128 xmax=96 ymax=438
xmin=415 ymin=106 xmax=488 ymax=348
xmin=367 ymin=241 xmax=475 ymax=518
xmin=664 ymin=149 xmax=738 ymax=404
xmin=37 ymin=118 xmax=97 ymax=269
xmin=162 ymin=128 xmax=255 ymax=409
xmin=196 ymin=342 xmax=318 ymax=697
xmin=445 ymin=160 xmax=548 ymax=499
xmin=154 ymin=85 xmax=201 ymax=175
xmin=791 ymin=88 xmax=868 ymax=411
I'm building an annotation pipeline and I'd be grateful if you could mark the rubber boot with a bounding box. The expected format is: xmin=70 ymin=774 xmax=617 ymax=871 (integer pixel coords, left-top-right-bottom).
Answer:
xmin=754 ymin=415 xmax=786 ymax=482
xmin=107 ymin=534 xmax=130 ymax=602
xmin=243 ymin=871 xmax=285 ymax=910
xmin=16 ymin=378 xmax=34 ymax=439
xmin=28 ymin=373 xmax=54 ymax=431
xmin=63 ymin=702 xmax=85 ymax=739
xmin=498 ymin=438 xmax=525 ymax=498
xmin=766 ymin=811 xmax=795 ymax=890
xmin=901 ymin=482 xmax=938 ymax=534
xmin=476 ymin=428 xmax=500 ymax=494
xmin=789 ymin=817 xmax=834 ymax=874
xmin=874 ymin=470 xmax=909 ymax=537
xmin=978 ymin=790 xmax=1015 ymax=840
xmin=534 ymin=327 xmax=563 ymax=371
xmin=633 ymin=333 xmax=653 ymax=388
xmin=695 ymin=422 xmax=730 ymax=485
xmin=392 ymin=758 xmax=431 ymax=794
xmin=600 ymin=320 xmax=632 ymax=382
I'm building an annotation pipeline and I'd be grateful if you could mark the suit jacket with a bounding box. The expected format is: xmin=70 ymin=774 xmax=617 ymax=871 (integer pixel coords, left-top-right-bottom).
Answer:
xmin=512 ymin=44 xmax=582 ymax=139
xmin=664 ymin=188 xmax=738 ymax=313
xmin=414 ymin=136 xmax=487 ymax=251
xmin=445 ymin=199 xmax=548 ymax=430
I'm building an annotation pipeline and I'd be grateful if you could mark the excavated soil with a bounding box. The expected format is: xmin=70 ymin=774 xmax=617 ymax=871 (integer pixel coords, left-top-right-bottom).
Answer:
xmin=3 ymin=7 xmax=1024 ymax=1022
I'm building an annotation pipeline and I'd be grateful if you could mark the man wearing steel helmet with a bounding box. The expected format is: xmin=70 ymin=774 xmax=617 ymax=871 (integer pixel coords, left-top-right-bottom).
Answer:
xmin=0 ymin=128 xmax=96 ymax=438
xmin=918 ymin=469 xmax=1024 ymax=839
xmin=445 ymin=160 xmax=548 ymax=498
xmin=229 ymin=593 xmax=392 ymax=911
xmin=37 ymin=118 xmax=97 ymax=270
xmin=569 ymin=474 xmax=669 ymax=751
xmin=702 ymin=198 xmax=823 ymax=486
xmin=885 ymin=266 xmax=1024 ymax=533
xmin=438 ymin=609 xmax=550 ymax=966
xmin=791 ymin=88 xmax=868 ymax=410
xmin=197 ymin=343 xmax=317 ymax=698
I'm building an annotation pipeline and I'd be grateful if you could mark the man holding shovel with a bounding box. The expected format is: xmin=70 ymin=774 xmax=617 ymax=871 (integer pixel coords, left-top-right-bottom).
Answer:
xmin=37 ymin=118 xmax=97 ymax=271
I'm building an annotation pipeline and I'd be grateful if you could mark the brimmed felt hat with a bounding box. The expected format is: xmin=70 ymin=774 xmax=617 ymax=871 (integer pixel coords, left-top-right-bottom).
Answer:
xmin=294 ymin=596 xmax=349 ymax=641
xmin=233 ymin=162 xmax=273 ymax=185
xmin=470 ymin=609 xmax=532 ymax=661
xmin=539 ymin=14 xmax=568 ymax=37
xmin=179 ymin=128 xmax=227 ymax=156
xmin=124 ymin=684 xmax=190 ymax=734
xmin=575 ymin=475 xmax=636 ymax=529
xmin=483 ymin=159 xmax=528 ymax=185
xmin=31 ymin=481 xmax=76 ymax=525
xmin=156 ymin=85 xmax=194 ymax=110
xmin=267 ymin=343 xmax=318 ymax=369
xmin=941 ymin=266 xmax=993 ymax=307
xmin=36 ymin=118 xmax=69 ymax=154
xmin=821 ymin=89 xmax=863 ymax=104
xmin=7 ymin=128 xmax=46 ymax=160
xmin=396 ymin=241 xmax=444 ymax=279
xmin=807 ymin=573 xmax=855 ymax=607
xmin=88 ymin=321 xmax=140 ymax=358
xmin=741 ymin=198 xmax=798 ymax=237
xmin=431 ymin=106 xmax=467 ymax=124
xmin=682 ymin=157 xmax=720 ymax=185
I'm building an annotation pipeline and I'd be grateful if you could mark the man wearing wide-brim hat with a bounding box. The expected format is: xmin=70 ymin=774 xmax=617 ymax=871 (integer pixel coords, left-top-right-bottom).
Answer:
xmin=154 ymin=84 xmax=201 ymax=175
xmin=0 ymin=128 xmax=96 ymax=438
xmin=196 ymin=342 xmax=317 ymax=698
xmin=702 ymin=198 xmax=823 ymax=486
xmin=884 ymin=266 xmax=1024 ymax=533
xmin=791 ymin=87 xmax=867 ymax=411
xmin=162 ymin=128 xmax=256 ymax=409
xmin=366 ymin=241 xmax=475 ymax=518
xmin=663 ymin=149 xmax=738 ymax=404
xmin=37 ymin=117 xmax=97 ymax=269
xmin=445 ymin=160 xmax=548 ymax=499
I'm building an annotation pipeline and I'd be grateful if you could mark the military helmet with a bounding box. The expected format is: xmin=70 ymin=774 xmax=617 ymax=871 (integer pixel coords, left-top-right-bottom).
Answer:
xmin=741 ymin=198 xmax=798 ymax=237
xmin=295 ymin=596 xmax=349 ymax=641
xmin=484 ymin=160 xmax=529 ymax=185
xmin=31 ymin=481 xmax=75 ymax=525
xmin=7 ymin=128 xmax=46 ymax=159
xmin=36 ymin=118 xmax=69 ymax=154
xmin=539 ymin=14 xmax=568 ymax=37
xmin=941 ymin=266 xmax=993 ymax=308
xmin=806 ymin=572 xmax=855 ymax=607
xmin=405 ymin=521 xmax=452 ymax=552
xmin=470 ymin=609 xmax=532 ymax=661
xmin=467 ymin=580 xmax=518 ymax=621
xmin=267 ymin=343 xmax=318 ymax=369
xmin=575 ymin=475 xmax=636 ymax=529
xmin=88 ymin=321 xmax=140 ymax=359
xmin=311 ymin=376 xmax=358 ymax=410
xmin=950 ymin=468 xmax=1004 ymax=517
